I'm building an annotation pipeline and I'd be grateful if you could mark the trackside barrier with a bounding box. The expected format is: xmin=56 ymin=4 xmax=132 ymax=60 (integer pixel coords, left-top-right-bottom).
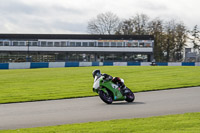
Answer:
xmin=182 ymin=62 xmax=195 ymax=66
xmin=65 ymin=62 xmax=79 ymax=67
xmin=0 ymin=63 xmax=9 ymax=69
xmin=49 ymin=62 xmax=65 ymax=68
xmin=92 ymin=62 xmax=99 ymax=66
xmin=156 ymin=62 xmax=168 ymax=66
xmin=30 ymin=62 xmax=49 ymax=68
xmin=168 ymin=62 xmax=181 ymax=66
xmin=141 ymin=62 xmax=151 ymax=66
xmin=103 ymin=62 xmax=113 ymax=66
xmin=0 ymin=62 xmax=200 ymax=69
xmin=9 ymin=62 xmax=30 ymax=69
xmin=127 ymin=62 xmax=141 ymax=66
xmin=113 ymin=62 xmax=127 ymax=66
xmin=79 ymin=62 xmax=92 ymax=67
xmin=195 ymin=62 xmax=200 ymax=66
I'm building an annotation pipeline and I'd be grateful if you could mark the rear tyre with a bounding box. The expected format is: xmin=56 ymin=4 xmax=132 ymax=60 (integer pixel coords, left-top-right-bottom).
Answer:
xmin=125 ymin=89 xmax=135 ymax=102
xmin=99 ymin=90 xmax=113 ymax=104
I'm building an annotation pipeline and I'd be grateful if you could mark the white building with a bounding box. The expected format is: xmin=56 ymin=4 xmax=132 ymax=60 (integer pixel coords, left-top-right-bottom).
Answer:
xmin=0 ymin=34 xmax=154 ymax=63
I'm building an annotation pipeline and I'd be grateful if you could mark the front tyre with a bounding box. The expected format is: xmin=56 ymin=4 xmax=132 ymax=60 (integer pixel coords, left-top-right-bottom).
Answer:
xmin=125 ymin=89 xmax=135 ymax=102
xmin=99 ymin=90 xmax=113 ymax=104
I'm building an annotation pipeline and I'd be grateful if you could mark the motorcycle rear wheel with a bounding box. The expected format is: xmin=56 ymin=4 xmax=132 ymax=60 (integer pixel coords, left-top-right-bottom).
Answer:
xmin=99 ymin=90 xmax=113 ymax=104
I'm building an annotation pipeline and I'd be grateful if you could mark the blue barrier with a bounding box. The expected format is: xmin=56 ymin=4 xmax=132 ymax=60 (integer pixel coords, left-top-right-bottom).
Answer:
xmin=182 ymin=62 xmax=195 ymax=66
xmin=0 ymin=62 xmax=199 ymax=70
xmin=156 ymin=62 xmax=168 ymax=66
xmin=127 ymin=62 xmax=141 ymax=66
xmin=0 ymin=63 xmax=9 ymax=69
xmin=65 ymin=62 xmax=79 ymax=67
xmin=30 ymin=62 xmax=49 ymax=68
xmin=92 ymin=62 xmax=99 ymax=66
xmin=103 ymin=62 xmax=113 ymax=66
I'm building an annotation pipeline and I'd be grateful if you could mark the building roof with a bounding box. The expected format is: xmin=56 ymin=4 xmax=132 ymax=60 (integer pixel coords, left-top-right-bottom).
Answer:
xmin=0 ymin=34 xmax=154 ymax=40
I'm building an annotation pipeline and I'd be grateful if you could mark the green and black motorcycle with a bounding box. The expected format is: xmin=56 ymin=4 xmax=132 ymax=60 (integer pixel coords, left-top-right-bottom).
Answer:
xmin=93 ymin=74 xmax=135 ymax=104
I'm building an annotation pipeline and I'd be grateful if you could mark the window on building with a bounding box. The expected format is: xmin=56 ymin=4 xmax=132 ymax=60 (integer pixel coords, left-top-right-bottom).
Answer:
xmin=139 ymin=43 xmax=144 ymax=47
xmin=82 ymin=42 xmax=88 ymax=47
xmin=61 ymin=42 xmax=66 ymax=47
xmin=4 ymin=41 xmax=10 ymax=46
xmin=0 ymin=42 xmax=3 ymax=46
xmin=126 ymin=42 xmax=138 ymax=47
xmin=104 ymin=42 xmax=110 ymax=47
xmin=126 ymin=42 xmax=132 ymax=47
xmin=89 ymin=42 xmax=95 ymax=47
xmin=145 ymin=43 xmax=151 ymax=47
xmin=26 ymin=42 xmax=31 ymax=46
xmin=18 ymin=42 xmax=25 ymax=46
xmin=98 ymin=42 xmax=103 ymax=47
xmin=54 ymin=42 xmax=60 ymax=47
xmin=13 ymin=42 xmax=18 ymax=46
xmin=76 ymin=42 xmax=81 ymax=47
xmin=133 ymin=42 xmax=138 ymax=47
xmin=32 ymin=42 xmax=38 ymax=46
xmin=41 ymin=41 xmax=47 ymax=47
xmin=117 ymin=42 xmax=123 ymax=47
xmin=111 ymin=42 xmax=116 ymax=47
xmin=47 ymin=42 xmax=53 ymax=47
xmin=69 ymin=42 xmax=75 ymax=47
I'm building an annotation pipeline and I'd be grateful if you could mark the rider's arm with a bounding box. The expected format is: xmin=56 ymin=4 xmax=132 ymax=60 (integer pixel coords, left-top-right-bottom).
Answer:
xmin=102 ymin=74 xmax=113 ymax=81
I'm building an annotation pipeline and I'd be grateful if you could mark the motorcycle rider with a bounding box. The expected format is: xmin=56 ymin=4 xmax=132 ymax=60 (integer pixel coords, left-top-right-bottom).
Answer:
xmin=92 ymin=69 xmax=126 ymax=92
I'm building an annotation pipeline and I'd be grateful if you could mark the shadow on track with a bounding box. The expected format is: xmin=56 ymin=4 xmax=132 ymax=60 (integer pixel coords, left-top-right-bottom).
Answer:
xmin=110 ymin=101 xmax=145 ymax=105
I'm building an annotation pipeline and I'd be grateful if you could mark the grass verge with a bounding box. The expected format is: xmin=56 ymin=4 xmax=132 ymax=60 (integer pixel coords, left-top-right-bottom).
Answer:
xmin=0 ymin=66 xmax=200 ymax=104
xmin=1 ymin=112 xmax=200 ymax=133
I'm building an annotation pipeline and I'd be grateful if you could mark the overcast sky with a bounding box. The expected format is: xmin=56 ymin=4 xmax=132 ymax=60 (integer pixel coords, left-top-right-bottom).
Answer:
xmin=0 ymin=0 xmax=199 ymax=34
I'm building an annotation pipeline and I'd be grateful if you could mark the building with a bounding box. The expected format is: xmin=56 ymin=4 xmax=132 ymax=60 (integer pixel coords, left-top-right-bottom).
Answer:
xmin=0 ymin=34 xmax=154 ymax=63
xmin=185 ymin=48 xmax=200 ymax=62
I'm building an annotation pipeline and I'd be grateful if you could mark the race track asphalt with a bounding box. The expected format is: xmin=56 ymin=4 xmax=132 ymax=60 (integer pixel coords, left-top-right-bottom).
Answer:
xmin=0 ymin=87 xmax=200 ymax=130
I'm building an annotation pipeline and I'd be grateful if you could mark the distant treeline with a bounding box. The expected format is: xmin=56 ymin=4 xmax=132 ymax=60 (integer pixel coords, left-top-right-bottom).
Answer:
xmin=87 ymin=12 xmax=200 ymax=62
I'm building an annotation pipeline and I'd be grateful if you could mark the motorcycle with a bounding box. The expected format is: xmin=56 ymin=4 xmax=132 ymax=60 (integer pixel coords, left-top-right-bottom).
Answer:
xmin=93 ymin=75 xmax=135 ymax=104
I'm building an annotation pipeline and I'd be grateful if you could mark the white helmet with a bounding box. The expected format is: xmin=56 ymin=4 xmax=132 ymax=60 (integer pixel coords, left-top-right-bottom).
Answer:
xmin=92 ymin=69 xmax=101 ymax=78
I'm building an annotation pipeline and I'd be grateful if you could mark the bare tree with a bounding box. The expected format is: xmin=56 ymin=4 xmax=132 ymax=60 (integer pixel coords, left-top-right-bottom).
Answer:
xmin=87 ymin=12 xmax=120 ymax=34
xmin=132 ymin=13 xmax=149 ymax=35
xmin=117 ymin=13 xmax=149 ymax=35
xmin=117 ymin=19 xmax=135 ymax=35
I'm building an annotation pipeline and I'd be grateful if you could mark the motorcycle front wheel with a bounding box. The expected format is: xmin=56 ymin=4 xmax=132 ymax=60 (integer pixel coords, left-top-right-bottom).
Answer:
xmin=99 ymin=90 xmax=113 ymax=104
xmin=125 ymin=89 xmax=135 ymax=102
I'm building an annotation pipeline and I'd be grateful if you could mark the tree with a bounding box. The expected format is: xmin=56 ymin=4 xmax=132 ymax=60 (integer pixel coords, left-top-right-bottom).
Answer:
xmin=87 ymin=12 xmax=120 ymax=35
xmin=87 ymin=12 xmax=190 ymax=62
xmin=132 ymin=13 xmax=149 ymax=35
xmin=161 ymin=20 xmax=188 ymax=62
xmin=190 ymin=25 xmax=200 ymax=53
xmin=117 ymin=19 xmax=135 ymax=35
xmin=148 ymin=18 xmax=165 ymax=62
xmin=173 ymin=22 xmax=187 ymax=61
xmin=163 ymin=20 xmax=177 ymax=62
xmin=116 ymin=13 xmax=149 ymax=35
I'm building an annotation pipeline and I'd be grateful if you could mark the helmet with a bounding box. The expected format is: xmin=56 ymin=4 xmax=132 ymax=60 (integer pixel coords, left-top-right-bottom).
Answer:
xmin=92 ymin=69 xmax=101 ymax=78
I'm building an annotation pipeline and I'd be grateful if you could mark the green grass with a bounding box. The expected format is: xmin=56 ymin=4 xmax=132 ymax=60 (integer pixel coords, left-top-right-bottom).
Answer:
xmin=1 ymin=112 xmax=200 ymax=133
xmin=0 ymin=66 xmax=200 ymax=104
